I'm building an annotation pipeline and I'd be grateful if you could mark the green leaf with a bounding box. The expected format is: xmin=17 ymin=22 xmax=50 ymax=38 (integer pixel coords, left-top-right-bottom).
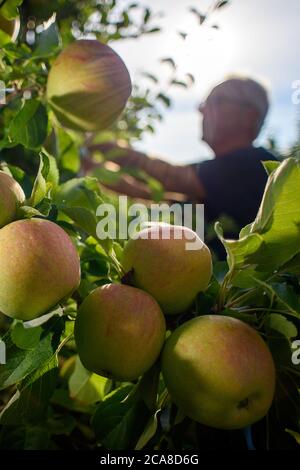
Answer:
xmin=55 ymin=177 xmax=102 ymax=212
xmin=0 ymin=319 xmax=63 ymax=390
xmin=33 ymin=22 xmax=61 ymax=58
xmin=9 ymin=99 xmax=48 ymax=150
xmin=0 ymin=0 xmax=23 ymax=19
xmin=262 ymin=160 xmax=281 ymax=175
xmin=68 ymin=356 xmax=111 ymax=405
xmin=216 ymin=158 xmax=300 ymax=277
xmin=11 ymin=322 xmax=42 ymax=350
xmin=286 ymin=429 xmax=300 ymax=445
xmin=60 ymin=205 xmax=98 ymax=238
xmin=0 ymin=355 xmax=58 ymax=425
xmin=135 ymin=410 xmax=159 ymax=450
xmin=92 ymin=385 xmax=151 ymax=450
xmin=266 ymin=314 xmax=298 ymax=341
xmin=28 ymin=152 xmax=58 ymax=207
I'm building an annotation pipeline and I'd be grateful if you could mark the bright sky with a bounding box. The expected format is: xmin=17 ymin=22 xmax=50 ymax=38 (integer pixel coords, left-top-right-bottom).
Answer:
xmin=113 ymin=0 xmax=300 ymax=164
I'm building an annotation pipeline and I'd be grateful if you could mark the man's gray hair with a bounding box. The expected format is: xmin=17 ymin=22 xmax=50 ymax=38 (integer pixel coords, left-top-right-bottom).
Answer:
xmin=216 ymin=75 xmax=270 ymax=133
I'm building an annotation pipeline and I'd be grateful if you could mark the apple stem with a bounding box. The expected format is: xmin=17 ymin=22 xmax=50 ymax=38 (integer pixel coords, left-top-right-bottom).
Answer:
xmin=243 ymin=426 xmax=256 ymax=450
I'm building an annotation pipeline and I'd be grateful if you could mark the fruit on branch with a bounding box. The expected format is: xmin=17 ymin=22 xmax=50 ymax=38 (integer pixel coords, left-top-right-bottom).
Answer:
xmin=0 ymin=218 xmax=81 ymax=321
xmin=122 ymin=224 xmax=212 ymax=315
xmin=162 ymin=315 xmax=276 ymax=430
xmin=46 ymin=39 xmax=132 ymax=132
xmin=0 ymin=171 xmax=25 ymax=228
xmin=74 ymin=283 xmax=166 ymax=381
xmin=0 ymin=12 xmax=19 ymax=45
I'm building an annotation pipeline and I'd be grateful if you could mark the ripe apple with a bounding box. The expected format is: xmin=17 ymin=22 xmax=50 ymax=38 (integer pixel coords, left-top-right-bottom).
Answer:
xmin=46 ymin=39 xmax=132 ymax=132
xmin=0 ymin=171 xmax=25 ymax=228
xmin=0 ymin=218 xmax=81 ymax=321
xmin=74 ymin=283 xmax=166 ymax=381
xmin=122 ymin=224 xmax=212 ymax=315
xmin=162 ymin=315 xmax=276 ymax=429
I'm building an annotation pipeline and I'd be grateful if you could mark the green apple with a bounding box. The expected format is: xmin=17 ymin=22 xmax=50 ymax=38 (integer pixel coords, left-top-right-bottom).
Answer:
xmin=74 ymin=283 xmax=166 ymax=381
xmin=0 ymin=218 xmax=81 ymax=321
xmin=0 ymin=171 xmax=25 ymax=228
xmin=162 ymin=315 xmax=276 ymax=429
xmin=122 ymin=224 xmax=212 ymax=315
xmin=47 ymin=39 xmax=132 ymax=132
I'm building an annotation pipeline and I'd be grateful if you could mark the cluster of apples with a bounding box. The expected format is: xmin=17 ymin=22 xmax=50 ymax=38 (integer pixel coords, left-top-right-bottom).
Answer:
xmin=74 ymin=224 xmax=276 ymax=430
xmin=0 ymin=38 xmax=276 ymax=431
xmin=0 ymin=171 xmax=81 ymax=321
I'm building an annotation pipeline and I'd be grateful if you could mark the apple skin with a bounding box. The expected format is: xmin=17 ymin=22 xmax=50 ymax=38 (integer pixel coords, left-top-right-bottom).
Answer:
xmin=162 ymin=315 xmax=276 ymax=430
xmin=122 ymin=224 xmax=212 ymax=315
xmin=0 ymin=171 xmax=25 ymax=228
xmin=0 ymin=218 xmax=81 ymax=321
xmin=74 ymin=283 xmax=166 ymax=381
xmin=47 ymin=39 xmax=132 ymax=132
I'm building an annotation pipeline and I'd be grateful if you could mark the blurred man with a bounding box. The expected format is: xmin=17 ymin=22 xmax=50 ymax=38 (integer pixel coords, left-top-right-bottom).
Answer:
xmin=86 ymin=75 xmax=277 ymax=258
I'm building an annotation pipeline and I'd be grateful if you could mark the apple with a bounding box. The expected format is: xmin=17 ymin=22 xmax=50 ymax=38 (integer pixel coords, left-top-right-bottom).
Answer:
xmin=47 ymin=39 xmax=132 ymax=132
xmin=162 ymin=315 xmax=276 ymax=430
xmin=0 ymin=218 xmax=81 ymax=321
xmin=0 ymin=171 xmax=25 ymax=228
xmin=121 ymin=224 xmax=212 ymax=315
xmin=74 ymin=283 xmax=166 ymax=381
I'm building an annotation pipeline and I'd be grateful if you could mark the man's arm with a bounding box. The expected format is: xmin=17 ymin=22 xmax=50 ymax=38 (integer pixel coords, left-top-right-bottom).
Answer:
xmin=87 ymin=143 xmax=206 ymax=201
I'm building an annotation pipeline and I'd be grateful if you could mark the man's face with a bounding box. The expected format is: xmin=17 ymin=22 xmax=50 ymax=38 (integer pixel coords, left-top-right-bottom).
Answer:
xmin=198 ymin=85 xmax=255 ymax=151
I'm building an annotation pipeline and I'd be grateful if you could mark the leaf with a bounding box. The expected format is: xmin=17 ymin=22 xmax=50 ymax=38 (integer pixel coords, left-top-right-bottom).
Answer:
xmin=143 ymin=8 xmax=151 ymax=24
xmin=55 ymin=177 xmax=102 ymax=213
xmin=0 ymin=319 xmax=63 ymax=390
xmin=33 ymin=21 xmax=61 ymax=58
xmin=215 ymin=222 xmax=263 ymax=271
xmin=0 ymin=0 xmax=23 ymax=19
xmin=11 ymin=322 xmax=42 ymax=350
xmin=266 ymin=314 xmax=298 ymax=341
xmin=60 ymin=205 xmax=98 ymax=238
xmin=156 ymin=93 xmax=171 ymax=107
xmin=216 ymin=0 xmax=229 ymax=9
xmin=262 ymin=160 xmax=281 ymax=175
xmin=9 ymin=99 xmax=48 ymax=150
xmin=0 ymin=355 xmax=58 ymax=425
xmin=141 ymin=72 xmax=158 ymax=83
xmin=92 ymin=385 xmax=151 ymax=450
xmin=135 ymin=410 xmax=159 ymax=450
xmin=160 ymin=57 xmax=176 ymax=70
xmin=28 ymin=152 xmax=58 ymax=207
xmin=216 ymin=158 xmax=300 ymax=276
xmin=286 ymin=429 xmax=300 ymax=445
xmin=170 ymin=79 xmax=188 ymax=88
xmin=68 ymin=356 xmax=111 ymax=405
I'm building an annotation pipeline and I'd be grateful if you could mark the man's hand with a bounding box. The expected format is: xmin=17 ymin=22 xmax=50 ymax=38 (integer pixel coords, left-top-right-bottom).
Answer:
xmin=85 ymin=142 xmax=206 ymax=201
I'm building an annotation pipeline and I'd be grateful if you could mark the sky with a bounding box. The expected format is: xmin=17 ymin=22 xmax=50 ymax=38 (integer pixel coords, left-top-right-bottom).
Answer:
xmin=112 ymin=0 xmax=300 ymax=164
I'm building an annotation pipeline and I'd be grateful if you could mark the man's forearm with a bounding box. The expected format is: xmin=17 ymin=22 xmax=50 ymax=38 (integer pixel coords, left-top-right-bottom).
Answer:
xmin=88 ymin=143 xmax=206 ymax=200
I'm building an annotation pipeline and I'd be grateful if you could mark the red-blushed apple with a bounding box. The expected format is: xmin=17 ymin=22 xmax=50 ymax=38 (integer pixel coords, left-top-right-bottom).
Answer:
xmin=46 ymin=39 xmax=132 ymax=132
xmin=74 ymin=283 xmax=166 ymax=381
xmin=162 ymin=315 xmax=276 ymax=429
xmin=0 ymin=218 xmax=81 ymax=320
xmin=0 ymin=171 xmax=25 ymax=228
xmin=122 ymin=224 xmax=212 ymax=315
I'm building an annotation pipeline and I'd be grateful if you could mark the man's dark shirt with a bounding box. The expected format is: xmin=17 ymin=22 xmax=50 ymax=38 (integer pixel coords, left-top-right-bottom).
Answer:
xmin=194 ymin=146 xmax=278 ymax=259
